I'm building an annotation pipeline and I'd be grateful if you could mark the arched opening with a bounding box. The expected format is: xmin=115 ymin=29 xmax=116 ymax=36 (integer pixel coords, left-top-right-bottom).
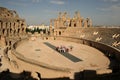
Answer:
xmin=9 ymin=22 xmax=11 ymax=28
xmin=22 ymin=28 xmax=24 ymax=31
xmin=68 ymin=20 xmax=72 ymax=27
xmin=74 ymin=23 xmax=76 ymax=27
xmin=14 ymin=30 xmax=16 ymax=35
xmin=59 ymin=31 xmax=61 ymax=35
xmin=10 ymin=28 xmax=12 ymax=33
xmin=0 ymin=35 xmax=1 ymax=40
xmin=14 ymin=22 xmax=15 ymax=27
xmin=18 ymin=29 xmax=20 ymax=33
xmin=7 ymin=29 xmax=9 ymax=36
xmin=21 ymin=23 xmax=24 ymax=27
xmin=9 ymin=41 xmax=11 ymax=46
xmin=6 ymin=22 xmax=7 ymax=28
xmin=2 ymin=29 xmax=5 ymax=35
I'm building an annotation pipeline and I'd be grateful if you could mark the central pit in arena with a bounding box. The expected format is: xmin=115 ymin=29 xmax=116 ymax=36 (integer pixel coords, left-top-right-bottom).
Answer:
xmin=16 ymin=37 xmax=110 ymax=73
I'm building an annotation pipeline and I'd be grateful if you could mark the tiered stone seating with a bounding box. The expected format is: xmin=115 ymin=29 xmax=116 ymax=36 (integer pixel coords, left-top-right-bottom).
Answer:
xmin=63 ymin=27 xmax=120 ymax=50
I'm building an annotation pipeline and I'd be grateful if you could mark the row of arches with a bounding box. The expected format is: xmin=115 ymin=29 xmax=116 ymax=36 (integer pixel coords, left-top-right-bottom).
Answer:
xmin=0 ymin=28 xmax=25 ymax=36
xmin=0 ymin=20 xmax=25 ymax=29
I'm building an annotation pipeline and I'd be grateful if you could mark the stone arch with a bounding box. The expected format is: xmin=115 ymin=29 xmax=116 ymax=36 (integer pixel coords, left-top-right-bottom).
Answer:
xmin=69 ymin=22 xmax=71 ymax=27
xmin=7 ymin=29 xmax=9 ymax=36
xmin=2 ymin=29 xmax=5 ymax=35
xmin=21 ymin=23 xmax=24 ymax=27
xmin=0 ymin=35 xmax=1 ymax=40
xmin=22 ymin=28 xmax=24 ymax=31
xmin=59 ymin=31 xmax=61 ymax=35
xmin=10 ymin=28 xmax=12 ymax=33
xmin=6 ymin=22 xmax=8 ymax=28
xmin=74 ymin=23 xmax=76 ymax=27
xmin=18 ymin=28 xmax=20 ymax=33
xmin=13 ymin=22 xmax=15 ymax=27
xmin=14 ymin=30 xmax=16 ymax=35
xmin=9 ymin=41 xmax=12 ymax=46
xmin=9 ymin=22 xmax=11 ymax=28
xmin=5 ymin=40 xmax=7 ymax=46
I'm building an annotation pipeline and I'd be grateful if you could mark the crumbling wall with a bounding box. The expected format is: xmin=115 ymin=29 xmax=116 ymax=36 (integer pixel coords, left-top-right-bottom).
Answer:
xmin=0 ymin=7 xmax=27 ymax=47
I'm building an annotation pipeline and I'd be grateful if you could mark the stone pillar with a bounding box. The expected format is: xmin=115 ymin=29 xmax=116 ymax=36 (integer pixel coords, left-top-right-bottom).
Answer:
xmin=59 ymin=19 xmax=63 ymax=27
xmin=18 ymin=20 xmax=21 ymax=29
xmin=71 ymin=20 xmax=75 ymax=27
xmin=76 ymin=19 xmax=82 ymax=27
xmin=4 ymin=29 xmax=7 ymax=36
xmin=11 ymin=22 xmax=14 ymax=30
xmin=89 ymin=18 xmax=92 ymax=27
xmin=0 ymin=21 xmax=1 ymax=29
xmin=15 ymin=22 xmax=18 ymax=29
xmin=0 ymin=36 xmax=6 ymax=46
xmin=11 ymin=29 xmax=14 ymax=36
xmin=56 ymin=20 xmax=59 ymax=29
xmin=7 ymin=29 xmax=10 ymax=37
xmin=83 ymin=19 xmax=87 ymax=28
xmin=54 ymin=19 xmax=57 ymax=29
xmin=3 ymin=22 xmax=6 ymax=29
xmin=7 ymin=23 xmax=10 ymax=32
xmin=79 ymin=19 xmax=82 ymax=27
xmin=21 ymin=21 xmax=26 ymax=35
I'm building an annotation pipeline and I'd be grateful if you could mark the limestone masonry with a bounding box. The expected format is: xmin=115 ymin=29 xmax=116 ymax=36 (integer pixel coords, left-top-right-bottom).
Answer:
xmin=0 ymin=7 xmax=120 ymax=80
xmin=0 ymin=7 xmax=26 ymax=46
xmin=49 ymin=11 xmax=92 ymax=36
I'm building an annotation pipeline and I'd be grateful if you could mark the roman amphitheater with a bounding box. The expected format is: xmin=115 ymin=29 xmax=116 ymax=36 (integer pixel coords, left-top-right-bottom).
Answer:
xmin=0 ymin=7 xmax=120 ymax=80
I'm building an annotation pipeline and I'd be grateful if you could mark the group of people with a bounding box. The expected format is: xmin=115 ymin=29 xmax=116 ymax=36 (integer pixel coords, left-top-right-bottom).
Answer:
xmin=56 ymin=45 xmax=73 ymax=53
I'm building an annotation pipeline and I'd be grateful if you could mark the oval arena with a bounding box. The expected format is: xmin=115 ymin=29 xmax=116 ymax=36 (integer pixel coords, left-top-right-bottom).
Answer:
xmin=10 ymin=36 xmax=111 ymax=79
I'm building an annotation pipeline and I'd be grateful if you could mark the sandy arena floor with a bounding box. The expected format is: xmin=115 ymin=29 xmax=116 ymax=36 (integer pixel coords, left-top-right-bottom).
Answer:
xmin=16 ymin=38 xmax=110 ymax=72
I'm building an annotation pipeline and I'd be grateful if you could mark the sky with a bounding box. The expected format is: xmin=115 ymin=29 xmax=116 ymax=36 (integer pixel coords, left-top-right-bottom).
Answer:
xmin=0 ymin=0 xmax=120 ymax=26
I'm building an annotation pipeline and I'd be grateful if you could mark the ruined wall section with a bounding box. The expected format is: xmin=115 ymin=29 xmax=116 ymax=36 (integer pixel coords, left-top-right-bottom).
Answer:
xmin=0 ymin=7 xmax=26 ymax=47
xmin=50 ymin=11 xmax=92 ymax=36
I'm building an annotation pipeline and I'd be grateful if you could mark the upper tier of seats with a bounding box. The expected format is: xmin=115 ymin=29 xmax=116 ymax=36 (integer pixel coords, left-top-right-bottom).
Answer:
xmin=63 ymin=27 xmax=120 ymax=50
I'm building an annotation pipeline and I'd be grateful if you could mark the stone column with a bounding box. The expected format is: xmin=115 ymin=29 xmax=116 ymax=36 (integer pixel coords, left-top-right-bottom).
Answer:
xmin=54 ymin=19 xmax=57 ymax=29
xmin=79 ymin=19 xmax=82 ymax=27
xmin=56 ymin=20 xmax=59 ymax=29
xmin=89 ymin=18 xmax=92 ymax=27
xmin=59 ymin=19 xmax=63 ymax=27
xmin=71 ymin=20 xmax=75 ymax=27
xmin=3 ymin=22 xmax=6 ymax=29
xmin=0 ymin=21 xmax=1 ymax=29
xmin=83 ymin=19 xmax=87 ymax=28
xmin=21 ymin=21 xmax=26 ymax=34
xmin=76 ymin=19 xmax=82 ymax=27
xmin=4 ymin=29 xmax=7 ymax=36
xmin=7 ymin=22 xmax=10 ymax=29
xmin=15 ymin=22 xmax=18 ymax=29
xmin=10 ymin=23 xmax=14 ymax=32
